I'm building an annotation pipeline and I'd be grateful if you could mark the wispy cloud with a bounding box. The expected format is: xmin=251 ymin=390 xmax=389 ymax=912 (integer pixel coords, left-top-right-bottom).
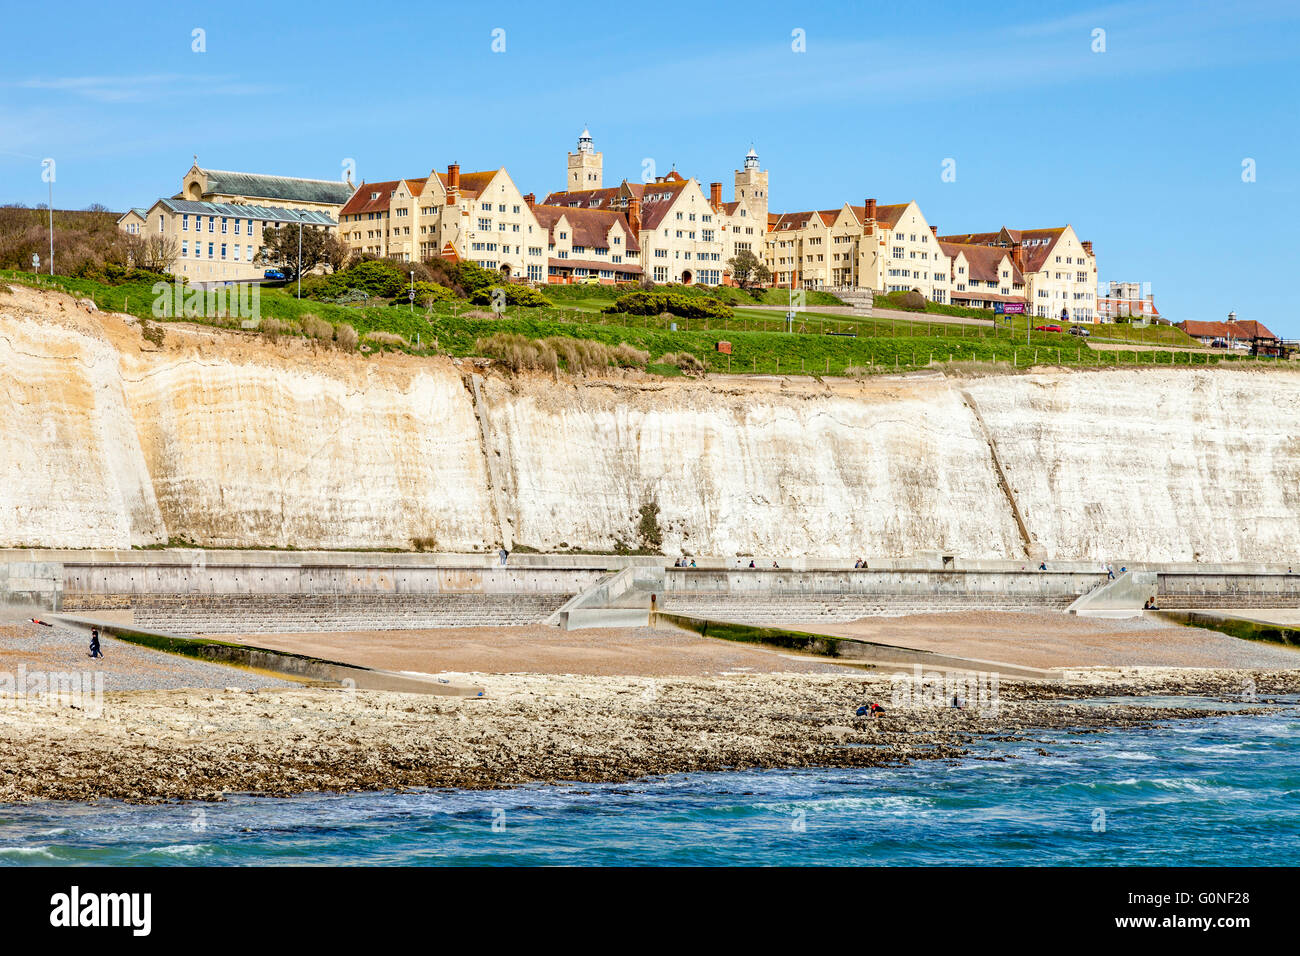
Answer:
xmin=16 ymin=73 xmax=277 ymax=103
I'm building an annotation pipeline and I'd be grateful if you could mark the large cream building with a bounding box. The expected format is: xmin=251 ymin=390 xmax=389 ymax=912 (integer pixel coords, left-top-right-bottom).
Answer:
xmin=938 ymin=226 xmax=1097 ymax=321
xmin=338 ymin=165 xmax=549 ymax=281
xmin=544 ymin=134 xmax=769 ymax=286
xmin=177 ymin=163 xmax=354 ymax=217
xmin=132 ymin=198 xmax=337 ymax=283
xmin=119 ymin=165 xmax=352 ymax=283
xmin=529 ymin=203 xmax=643 ymax=283
xmin=766 ymin=199 xmax=951 ymax=302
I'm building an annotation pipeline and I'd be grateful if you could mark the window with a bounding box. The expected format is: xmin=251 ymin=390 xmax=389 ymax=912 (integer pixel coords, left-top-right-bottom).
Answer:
xmin=182 ymin=214 xmax=189 ymax=231
xmin=221 ymin=218 xmax=228 ymax=234
xmin=181 ymin=240 xmax=188 ymax=257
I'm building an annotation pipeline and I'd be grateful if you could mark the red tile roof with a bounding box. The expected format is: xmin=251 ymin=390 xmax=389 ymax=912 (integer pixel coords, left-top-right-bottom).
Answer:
xmin=939 ymin=241 xmax=1023 ymax=285
xmin=531 ymin=204 xmax=640 ymax=252
xmin=1230 ymin=319 xmax=1277 ymax=340
xmin=340 ymin=179 xmax=427 ymax=217
xmin=547 ymin=257 xmax=643 ymax=275
xmin=1179 ymin=319 xmax=1277 ymax=341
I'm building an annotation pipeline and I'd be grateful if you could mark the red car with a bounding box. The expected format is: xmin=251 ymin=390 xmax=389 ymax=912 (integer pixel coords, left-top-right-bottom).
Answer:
xmin=1034 ymin=324 xmax=1063 ymax=333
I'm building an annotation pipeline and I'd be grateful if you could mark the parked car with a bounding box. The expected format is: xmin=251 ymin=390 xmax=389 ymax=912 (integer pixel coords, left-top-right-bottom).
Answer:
xmin=264 ymin=269 xmax=286 ymax=281
xmin=1068 ymin=326 xmax=1091 ymax=337
xmin=1211 ymin=338 xmax=1227 ymax=349
xmin=1034 ymin=324 xmax=1063 ymax=333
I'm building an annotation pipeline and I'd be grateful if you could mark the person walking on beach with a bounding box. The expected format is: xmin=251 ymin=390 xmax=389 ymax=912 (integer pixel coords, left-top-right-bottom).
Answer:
xmin=88 ymin=628 xmax=103 ymax=659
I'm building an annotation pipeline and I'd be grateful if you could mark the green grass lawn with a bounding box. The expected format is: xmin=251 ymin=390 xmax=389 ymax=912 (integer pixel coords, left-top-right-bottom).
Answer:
xmin=3 ymin=270 xmax=1285 ymax=376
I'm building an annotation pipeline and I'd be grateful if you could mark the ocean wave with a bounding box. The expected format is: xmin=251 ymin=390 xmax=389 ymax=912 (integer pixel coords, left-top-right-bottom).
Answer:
xmin=0 ymin=845 xmax=55 ymax=858
xmin=753 ymin=795 xmax=933 ymax=816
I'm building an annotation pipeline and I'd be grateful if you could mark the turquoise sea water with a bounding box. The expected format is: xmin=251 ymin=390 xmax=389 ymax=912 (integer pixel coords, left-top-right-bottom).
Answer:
xmin=3 ymin=701 xmax=1298 ymax=866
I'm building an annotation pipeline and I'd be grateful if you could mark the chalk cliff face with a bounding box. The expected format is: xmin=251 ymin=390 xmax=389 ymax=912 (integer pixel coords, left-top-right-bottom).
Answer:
xmin=2 ymin=287 xmax=1299 ymax=561
xmin=481 ymin=376 xmax=1022 ymax=557
xmin=964 ymin=370 xmax=1300 ymax=562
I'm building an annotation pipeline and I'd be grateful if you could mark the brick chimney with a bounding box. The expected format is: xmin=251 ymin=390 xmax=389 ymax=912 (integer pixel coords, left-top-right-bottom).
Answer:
xmin=1081 ymin=240 xmax=1093 ymax=255
xmin=930 ymin=226 xmax=938 ymax=236
xmin=710 ymin=182 xmax=723 ymax=212
xmin=1010 ymin=241 xmax=1025 ymax=271
xmin=628 ymin=197 xmax=642 ymax=234
xmin=864 ymin=198 xmax=876 ymax=222
xmin=446 ymin=162 xmax=460 ymax=202
xmin=523 ymin=192 xmax=535 ymax=208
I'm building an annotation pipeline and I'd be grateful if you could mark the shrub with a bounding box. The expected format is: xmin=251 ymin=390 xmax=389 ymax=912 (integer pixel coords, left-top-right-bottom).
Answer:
xmin=899 ymin=289 xmax=927 ymax=311
xmin=604 ymin=290 xmax=732 ymax=319
xmin=475 ymin=332 xmax=558 ymax=374
xmin=399 ymin=281 xmax=455 ymax=308
xmin=260 ymin=318 xmax=294 ymax=341
xmin=637 ymin=500 xmax=663 ymax=552
xmin=139 ymin=318 xmax=166 ymax=348
xmin=335 ymin=323 xmax=359 ymax=350
xmin=660 ymin=351 xmax=704 ymax=375
xmin=300 ymin=314 xmax=334 ymax=342
xmin=364 ymin=330 xmax=408 ymax=348
xmin=611 ymin=343 xmax=650 ymax=367
xmin=469 ymin=285 xmax=552 ymax=308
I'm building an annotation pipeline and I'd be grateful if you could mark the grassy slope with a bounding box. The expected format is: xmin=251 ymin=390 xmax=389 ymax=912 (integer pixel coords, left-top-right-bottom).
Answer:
xmin=3 ymin=270 xmax=1284 ymax=376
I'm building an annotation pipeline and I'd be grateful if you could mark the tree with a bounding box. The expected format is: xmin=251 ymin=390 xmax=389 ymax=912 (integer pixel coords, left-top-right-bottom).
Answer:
xmin=727 ymin=249 xmax=771 ymax=291
xmin=257 ymin=223 xmax=341 ymax=280
xmin=126 ymin=233 xmax=180 ymax=272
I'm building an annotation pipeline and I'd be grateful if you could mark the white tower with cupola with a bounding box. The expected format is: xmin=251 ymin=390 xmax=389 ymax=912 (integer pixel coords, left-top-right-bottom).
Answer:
xmin=733 ymin=146 xmax=769 ymax=225
xmin=567 ymin=128 xmax=603 ymax=192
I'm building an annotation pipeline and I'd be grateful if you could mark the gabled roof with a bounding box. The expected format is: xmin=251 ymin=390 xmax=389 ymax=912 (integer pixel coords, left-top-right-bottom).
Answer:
xmin=940 ymin=241 xmax=1022 ymax=284
xmin=1230 ymin=319 xmax=1277 ymax=340
xmin=635 ymin=180 xmax=690 ymax=229
xmin=1180 ymin=319 xmax=1277 ymax=341
xmin=844 ymin=202 xmax=909 ymax=229
xmin=542 ymin=185 xmax=627 ymax=209
xmin=154 ymin=198 xmax=336 ymax=225
xmin=196 ymin=168 xmax=354 ymax=206
xmin=531 ymin=204 xmax=640 ymax=252
xmin=339 ymin=179 xmax=426 ymax=217
xmin=937 ymin=226 xmax=1074 ymax=273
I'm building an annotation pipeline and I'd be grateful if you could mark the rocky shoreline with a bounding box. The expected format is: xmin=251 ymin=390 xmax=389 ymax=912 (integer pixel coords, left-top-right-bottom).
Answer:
xmin=1 ymin=668 xmax=1297 ymax=804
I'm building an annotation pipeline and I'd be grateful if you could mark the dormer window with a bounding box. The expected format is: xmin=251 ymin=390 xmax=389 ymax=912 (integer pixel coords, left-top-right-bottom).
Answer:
xmin=370 ymin=192 xmax=380 ymax=200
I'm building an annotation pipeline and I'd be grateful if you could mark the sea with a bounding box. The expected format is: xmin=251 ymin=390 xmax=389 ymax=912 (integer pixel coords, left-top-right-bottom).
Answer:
xmin=2 ymin=699 xmax=1297 ymax=866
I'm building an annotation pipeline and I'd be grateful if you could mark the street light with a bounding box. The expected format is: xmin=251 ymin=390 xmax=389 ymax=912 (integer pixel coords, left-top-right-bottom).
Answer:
xmin=297 ymin=211 xmax=305 ymax=300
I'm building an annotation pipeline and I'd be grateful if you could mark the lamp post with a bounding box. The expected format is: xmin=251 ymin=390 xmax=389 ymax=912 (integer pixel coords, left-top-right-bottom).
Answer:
xmin=297 ymin=212 xmax=304 ymax=299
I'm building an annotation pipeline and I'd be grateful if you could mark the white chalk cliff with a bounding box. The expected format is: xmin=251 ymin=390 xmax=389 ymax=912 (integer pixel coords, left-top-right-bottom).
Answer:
xmin=2 ymin=286 xmax=1296 ymax=561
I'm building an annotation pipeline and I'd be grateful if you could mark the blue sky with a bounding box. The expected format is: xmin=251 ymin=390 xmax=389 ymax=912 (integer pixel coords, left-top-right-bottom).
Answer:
xmin=2 ymin=0 xmax=1297 ymax=331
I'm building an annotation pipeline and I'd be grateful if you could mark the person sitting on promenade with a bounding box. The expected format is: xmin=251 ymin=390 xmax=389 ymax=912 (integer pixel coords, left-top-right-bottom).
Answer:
xmin=748 ymin=560 xmax=756 ymax=568
xmin=689 ymin=558 xmax=696 ymax=568
xmin=1039 ymin=561 xmax=1047 ymax=571
xmin=854 ymin=559 xmax=862 ymax=568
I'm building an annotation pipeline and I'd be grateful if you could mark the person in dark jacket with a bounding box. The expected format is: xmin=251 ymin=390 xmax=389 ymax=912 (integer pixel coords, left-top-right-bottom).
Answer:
xmin=89 ymin=628 xmax=103 ymax=659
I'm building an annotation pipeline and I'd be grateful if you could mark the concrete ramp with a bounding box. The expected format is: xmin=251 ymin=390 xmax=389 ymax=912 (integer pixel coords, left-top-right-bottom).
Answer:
xmin=553 ymin=566 xmax=664 ymax=630
xmin=1067 ymin=571 xmax=1157 ymax=617
xmin=48 ymin=613 xmax=487 ymax=697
